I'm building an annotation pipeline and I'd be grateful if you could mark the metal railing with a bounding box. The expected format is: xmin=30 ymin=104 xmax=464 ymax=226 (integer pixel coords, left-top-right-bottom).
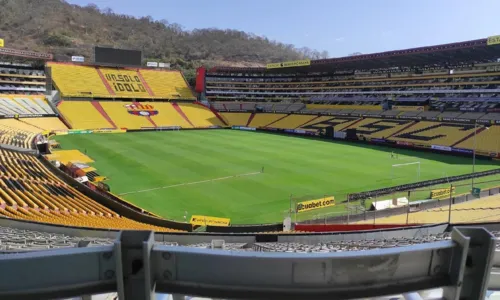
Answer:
xmin=0 ymin=227 xmax=498 ymax=300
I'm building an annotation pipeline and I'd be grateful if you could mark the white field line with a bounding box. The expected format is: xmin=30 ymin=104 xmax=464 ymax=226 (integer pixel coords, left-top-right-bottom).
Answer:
xmin=118 ymin=171 xmax=262 ymax=196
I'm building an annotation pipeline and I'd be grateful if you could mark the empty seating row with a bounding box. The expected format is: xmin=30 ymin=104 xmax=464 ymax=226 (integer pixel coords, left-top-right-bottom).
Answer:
xmin=0 ymin=149 xmax=184 ymax=232
xmin=0 ymin=95 xmax=55 ymax=116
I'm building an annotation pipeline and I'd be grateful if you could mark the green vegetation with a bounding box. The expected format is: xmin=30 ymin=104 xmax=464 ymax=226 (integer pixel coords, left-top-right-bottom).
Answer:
xmin=54 ymin=130 xmax=500 ymax=224
xmin=0 ymin=0 xmax=327 ymax=71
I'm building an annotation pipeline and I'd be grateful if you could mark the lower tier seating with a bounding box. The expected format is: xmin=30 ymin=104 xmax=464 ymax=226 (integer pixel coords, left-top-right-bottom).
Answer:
xmin=0 ymin=149 xmax=184 ymax=232
xmin=0 ymin=119 xmax=41 ymax=148
xmin=248 ymin=113 xmax=288 ymax=128
xmin=21 ymin=118 xmax=68 ymax=131
xmin=221 ymin=112 xmax=500 ymax=154
xmin=391 ymin=121 xmax=476 ymax=146
xmin=57 ymin=101 xmax=223 ymax=130
xmin=220 ymin=112 xmax=251 ymax=126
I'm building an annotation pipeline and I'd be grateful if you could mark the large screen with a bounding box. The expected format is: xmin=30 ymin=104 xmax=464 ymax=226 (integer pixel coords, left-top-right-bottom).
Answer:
xmin=94 ymin=46 xmax=142 ymax=66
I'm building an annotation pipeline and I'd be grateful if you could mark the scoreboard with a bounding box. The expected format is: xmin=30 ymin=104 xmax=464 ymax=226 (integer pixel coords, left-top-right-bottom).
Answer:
xmin=94 ymin=46 xmax=142 ymax=67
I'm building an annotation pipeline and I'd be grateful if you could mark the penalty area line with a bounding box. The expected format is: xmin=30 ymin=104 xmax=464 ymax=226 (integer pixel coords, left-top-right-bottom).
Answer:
xmin=118 ymin=171 xmax=262 ymax=196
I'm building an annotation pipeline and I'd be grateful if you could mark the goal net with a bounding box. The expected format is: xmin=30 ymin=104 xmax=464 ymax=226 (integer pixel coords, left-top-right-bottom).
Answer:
xmin=391 ymin=162 xmax=421 ymax=184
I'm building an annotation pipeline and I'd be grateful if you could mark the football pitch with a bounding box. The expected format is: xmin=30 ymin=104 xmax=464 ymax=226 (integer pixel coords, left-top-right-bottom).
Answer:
xmin=54 ymin=130 xmax=500 ymax=224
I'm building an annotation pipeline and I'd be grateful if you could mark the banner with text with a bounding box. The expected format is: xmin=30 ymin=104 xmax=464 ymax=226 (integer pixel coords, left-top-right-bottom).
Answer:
xmin=431 ymin=145 xmax=452 ymax=152
xmin=92 ymin=129 xmax=127 ymax=134
xmin=296 ymin=196 xmax=335 ymax=213
xmin=267 ymin=59 xmax=311 ymax=69
xmin=190 ymin=215 xmax=231 ymax=227
xmin=430 ymin=187 xmax=456 ymax=199
xmin=487 ymin=35 xmax=500 ymax=46
xmin=101 ymin=70 xmax=150 ymax=96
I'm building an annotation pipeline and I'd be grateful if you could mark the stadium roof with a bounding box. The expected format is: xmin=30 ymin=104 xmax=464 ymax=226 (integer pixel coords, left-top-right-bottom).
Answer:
xmin=209 ymin=38 xmax=500 ymax=74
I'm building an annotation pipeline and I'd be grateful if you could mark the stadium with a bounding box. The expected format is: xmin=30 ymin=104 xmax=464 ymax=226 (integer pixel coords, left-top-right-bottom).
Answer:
xmin=2 ymin=30 xmax=500 ymax=299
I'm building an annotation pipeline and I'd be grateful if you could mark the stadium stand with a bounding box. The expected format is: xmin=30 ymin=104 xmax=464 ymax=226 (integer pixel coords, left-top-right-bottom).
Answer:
xmin=140 ymin=69 xmax=195 ymax=99
xmin=455 ymin=125 xmax=500 ymax=154
xmin=0 ymin=119 xmax=41 ymax=148
xmin=355 ymin=194 xmax=500 ymax=225
xmin=268 ymin=114 xmax=318 ymax=129
xmin=57 ymin=100 xmax=115 ymax=129
xmin=248 ymin=113 xmax=288 ymax=128
xmin=0 ymin=62 xmax=46 ymax=95
xmin=56 ymin=100 xmax=223 ymax=129
xmin=0 ymin=148 xmax=184 ymax=232
xmin=390 ymin=122 xmax=476 ymax=146
xmin=99 ymin=101 xmax=152 ymax=129
xmin=220 ymin=112 xmax=251 ymax=126
xmin=149 ymin=102 xmax=194 ymax=128
xmin=0 ymin=95 xmax=55 ymax=116
xmin=177 ymin=103 xmax=225 ymax=127
xmin=48 ymin=62 xmax=195 ymax=100
xmin=21 ymin=117 xmax=68 ymax=131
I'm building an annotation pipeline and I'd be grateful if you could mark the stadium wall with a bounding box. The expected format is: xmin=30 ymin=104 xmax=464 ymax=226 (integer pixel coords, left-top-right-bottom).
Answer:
xmin=206 ymin=223 xmax=283 ymax=233
xmin=294 ymin=223 xmax=423 ymax=232
xmin=38 ymin=154 xmax=193 ymax=231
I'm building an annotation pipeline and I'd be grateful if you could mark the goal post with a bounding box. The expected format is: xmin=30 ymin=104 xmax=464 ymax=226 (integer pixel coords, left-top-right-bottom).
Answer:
xmin=391 ymin=161 xmax=421 ymax=183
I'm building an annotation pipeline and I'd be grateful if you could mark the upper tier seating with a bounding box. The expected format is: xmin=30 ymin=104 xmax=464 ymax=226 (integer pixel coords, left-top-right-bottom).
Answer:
xmin=205 ymin=68 xmax=500 ymax=101
xmin=0 ymin=149 xmax=184 ymax=232
xmin=0 ymin=65 xmax=46 ymax=95
xmin=140 ymin=69 xmax=195 ymax=99
xmin=48 ymin=62 xmax=195 ymax=100
xmin=0 ymin=95 xmax=55 ymax=117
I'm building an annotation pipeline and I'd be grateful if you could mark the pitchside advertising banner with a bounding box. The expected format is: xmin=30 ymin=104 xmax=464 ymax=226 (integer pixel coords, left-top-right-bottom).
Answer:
xmin=190 ymin=215 xmax=231 ymax=227
xmin=266 ymin=59 xmax=311 ymax=69
xmin=296 ymin=196 xmax=335 ymax=213
xmin=431 ymin=145 xmax=452 ymax=152
xmin=430 ymin=187 xmax=456 ymax=199
xmin=63 ymin=129 xmax=126 ymax=135
xmin=232 ymin=126 xmax=256 ymax=131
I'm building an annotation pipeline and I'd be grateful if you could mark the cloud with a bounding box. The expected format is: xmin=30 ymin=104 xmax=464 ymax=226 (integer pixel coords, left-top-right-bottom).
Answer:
xmin=335 ymin=37 xmax=345 ymax=42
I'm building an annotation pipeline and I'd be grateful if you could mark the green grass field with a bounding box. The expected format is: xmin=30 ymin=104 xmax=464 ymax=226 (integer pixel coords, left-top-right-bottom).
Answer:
xmin=54 ymin=130 xmax=500 ymax=224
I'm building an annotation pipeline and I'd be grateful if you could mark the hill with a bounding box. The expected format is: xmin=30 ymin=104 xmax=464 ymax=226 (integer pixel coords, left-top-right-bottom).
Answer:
xmin=0 ymin=0 xmax=328 ymax=74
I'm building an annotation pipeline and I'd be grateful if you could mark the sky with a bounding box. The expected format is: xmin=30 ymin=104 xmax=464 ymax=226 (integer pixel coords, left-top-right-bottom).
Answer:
xmin=66 ymin=0 xmax=500 ymax=58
